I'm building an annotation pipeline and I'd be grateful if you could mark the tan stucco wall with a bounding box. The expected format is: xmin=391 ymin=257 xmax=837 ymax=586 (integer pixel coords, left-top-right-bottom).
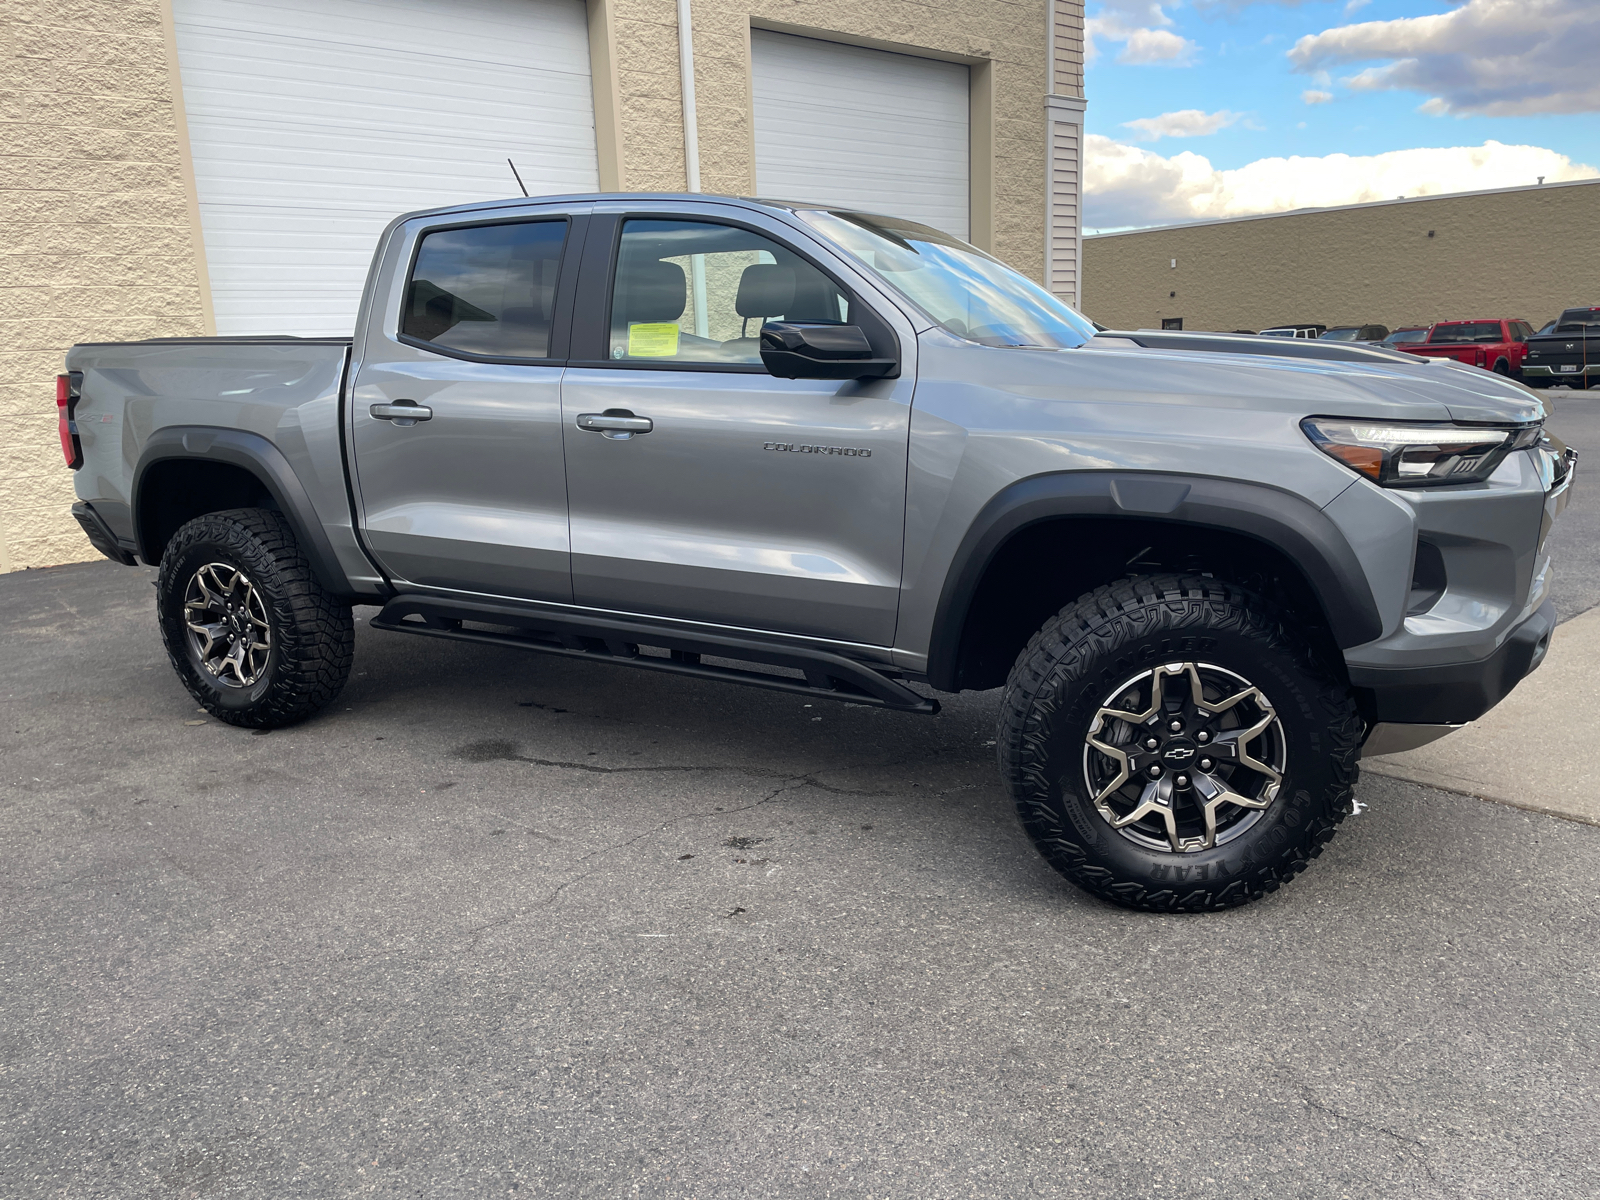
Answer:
xmin=603 ymin=0 xmax=1053 ymax=273
xmin=1082 ymin=181 xmax=1600 ymax=334
xmin=1 ymin=0 xmax=208 ymax=572
xmin=3 ymin=0 xmax=1064 ymax=572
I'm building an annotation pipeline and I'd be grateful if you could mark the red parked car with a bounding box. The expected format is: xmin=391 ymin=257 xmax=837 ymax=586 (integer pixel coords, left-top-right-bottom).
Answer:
xmin=1398 ymin=319 xmax=1536 ymax=376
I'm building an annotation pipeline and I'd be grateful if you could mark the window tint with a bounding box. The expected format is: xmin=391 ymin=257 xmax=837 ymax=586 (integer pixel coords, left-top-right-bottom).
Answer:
xmin=403 ymin=220 xmax=567 ymax=358
xmin=608 ymin=220 xmax=851 ymax=365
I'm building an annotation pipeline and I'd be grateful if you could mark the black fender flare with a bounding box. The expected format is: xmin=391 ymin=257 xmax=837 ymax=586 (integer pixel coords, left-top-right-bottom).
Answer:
xmin=924 ymin=471 xmax=1383 ymax=692
xmin=132 ymin=426 xmax=352 ymax=597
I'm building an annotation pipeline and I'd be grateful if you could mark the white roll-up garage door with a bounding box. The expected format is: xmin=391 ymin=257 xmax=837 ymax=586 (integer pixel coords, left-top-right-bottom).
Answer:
xmin=751 ymin=31 xmax=970 ymax=242
xmin=172 ymin=0 xmax=599 ymax=336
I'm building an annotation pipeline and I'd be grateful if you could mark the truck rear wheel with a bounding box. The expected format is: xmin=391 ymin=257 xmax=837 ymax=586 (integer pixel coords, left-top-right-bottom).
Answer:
xmin=156 ymin=508 xmax=354 ymax=728
xmin=998 ymin=574 xmax=1362 ymax=912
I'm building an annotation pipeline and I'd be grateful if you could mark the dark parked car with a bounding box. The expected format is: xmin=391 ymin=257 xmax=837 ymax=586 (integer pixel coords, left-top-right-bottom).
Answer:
xmin=1320 ymin=324 xmax=1389 ymax=343
xmin=1522 ymin=305 xmax=1600 ymax=389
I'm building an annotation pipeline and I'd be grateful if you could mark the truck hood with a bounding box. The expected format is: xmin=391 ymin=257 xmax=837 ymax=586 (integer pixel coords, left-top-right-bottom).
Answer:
xmin=1059 ymin=337 xmax=1545 ymax=426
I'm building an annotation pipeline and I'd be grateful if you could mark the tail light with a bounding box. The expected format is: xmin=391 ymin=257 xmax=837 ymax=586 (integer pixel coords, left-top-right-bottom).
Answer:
xmin=1475 ymin=349 xmax=1486 ymax=367
xmin=57 ymin=373 xmax=82 ymax=469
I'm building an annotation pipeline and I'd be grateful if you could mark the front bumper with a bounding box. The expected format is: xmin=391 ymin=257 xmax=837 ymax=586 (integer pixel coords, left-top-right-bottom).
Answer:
xmin=1350 ymin=597 xmax=1554 ymax=725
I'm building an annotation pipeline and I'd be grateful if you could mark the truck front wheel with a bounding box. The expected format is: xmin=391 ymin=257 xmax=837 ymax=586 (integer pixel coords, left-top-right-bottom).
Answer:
xmin=156 ymin=508 xmax=354 ymax=728
xmin=998 ymin=574 xmax=1362 ymax=911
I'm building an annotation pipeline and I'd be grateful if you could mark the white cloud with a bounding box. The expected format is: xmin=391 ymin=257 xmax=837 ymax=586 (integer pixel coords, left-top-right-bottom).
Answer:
xmin=1121 ymin=28 xmax=1196 ymax=64
xmin=1289 ymin=0 xmax=1600 ymax=117
xmin=1087 ymin=2 xmax=1198 ymax=67
xmin=1301 ymin=89 xmax=1334 ymax=104
xmin=1123 ymin=109 xmax=1243 ymax=140
xmin=1083 ymin=136 xmax=1598 ymax=230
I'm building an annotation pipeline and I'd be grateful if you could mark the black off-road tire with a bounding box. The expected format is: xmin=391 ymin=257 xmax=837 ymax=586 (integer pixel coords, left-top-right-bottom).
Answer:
xmin=998 ymin=574 xmax=1362 ymax=912
xmin=157 ymin=508 xmax=354 ymax=728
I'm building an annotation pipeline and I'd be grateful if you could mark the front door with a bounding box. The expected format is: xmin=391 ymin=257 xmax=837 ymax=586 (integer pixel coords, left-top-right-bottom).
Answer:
xmin=349 ymin=212 xmax=579 ymax=602
xmin=560 ymin=216 xmax=913 ymax=646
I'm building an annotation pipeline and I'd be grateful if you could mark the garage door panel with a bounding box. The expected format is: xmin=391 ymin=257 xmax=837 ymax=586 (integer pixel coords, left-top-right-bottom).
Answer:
xmin=752 ymin=31 xmax=969 ymax=241
xmin=173 ymin=0 xmax=598 ymax=336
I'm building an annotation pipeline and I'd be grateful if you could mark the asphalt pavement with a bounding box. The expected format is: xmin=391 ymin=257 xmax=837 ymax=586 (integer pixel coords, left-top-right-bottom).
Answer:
xmin=1542 ymin=385 xmax=1599 ymax=622
xmin=3 ymin=560 xmax=1597 ymax=1199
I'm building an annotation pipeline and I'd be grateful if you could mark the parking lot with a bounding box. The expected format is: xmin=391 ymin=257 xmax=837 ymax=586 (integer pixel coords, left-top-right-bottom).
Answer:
xmin=3 ymin=390 xmax=1597 ymax=1200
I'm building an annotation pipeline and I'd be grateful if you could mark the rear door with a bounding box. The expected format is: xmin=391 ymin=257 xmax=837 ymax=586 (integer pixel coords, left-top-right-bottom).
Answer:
xmin=348 ymin=206 xmax=584 ymax=602
xmin=558 ymin=208 xmax=915 ymax=646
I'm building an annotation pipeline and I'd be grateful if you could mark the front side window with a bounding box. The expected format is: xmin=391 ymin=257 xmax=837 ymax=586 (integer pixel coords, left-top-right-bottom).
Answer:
xmin=402 ymin=220 xmax=567 ymax=358
xmin=797 ymin=209 xmax=1095 ymax=350
xmin=608 ymin=220 xmax=852 ymax=365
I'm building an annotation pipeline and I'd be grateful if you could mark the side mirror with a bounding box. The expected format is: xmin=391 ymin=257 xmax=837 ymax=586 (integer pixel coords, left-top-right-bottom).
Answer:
xmin=759 ymin=322 xmax=898 ymax=380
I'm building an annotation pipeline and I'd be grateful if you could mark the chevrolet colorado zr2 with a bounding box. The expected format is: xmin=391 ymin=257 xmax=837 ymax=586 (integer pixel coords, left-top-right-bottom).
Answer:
xmin=59 ymin=193 xmax=1575 ymax=911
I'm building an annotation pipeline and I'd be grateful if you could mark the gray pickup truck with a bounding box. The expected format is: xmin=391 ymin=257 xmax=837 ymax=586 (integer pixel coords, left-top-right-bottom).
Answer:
xmin=61 ymin=192 xmax=1574 ymax=911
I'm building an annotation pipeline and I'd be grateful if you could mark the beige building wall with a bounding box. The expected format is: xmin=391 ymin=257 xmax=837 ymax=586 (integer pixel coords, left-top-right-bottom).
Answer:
xmin=601 ymin=0 xmax=1055 ymax=271
xmin=1 ymin=0 xmax=209 ymax=572
xmin=4 ymin=0 xmax=1076 ymax=572
xmin=1082 ymin=179 xmax=1600 ymax=334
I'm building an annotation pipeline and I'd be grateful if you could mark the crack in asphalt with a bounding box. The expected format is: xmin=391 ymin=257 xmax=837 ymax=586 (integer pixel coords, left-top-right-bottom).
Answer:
xmin=1298 ymin=1087 xmax=1443 ymax=1186
xmin=453 ymin=759 xmax=883 ymax=955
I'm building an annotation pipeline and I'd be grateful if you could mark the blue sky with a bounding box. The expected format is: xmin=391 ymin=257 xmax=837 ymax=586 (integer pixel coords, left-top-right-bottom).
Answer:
xmin=1082 ymin=1 xmax=1600 ymax=230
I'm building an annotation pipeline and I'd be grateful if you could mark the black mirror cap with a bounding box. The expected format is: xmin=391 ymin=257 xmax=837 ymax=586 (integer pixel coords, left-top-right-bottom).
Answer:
xmin=759 ymin=321 xmax=898 ymax=380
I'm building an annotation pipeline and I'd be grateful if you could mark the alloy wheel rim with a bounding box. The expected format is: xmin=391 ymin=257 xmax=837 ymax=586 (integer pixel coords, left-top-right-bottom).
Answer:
xmin=183 ymin=562 xmax=272 ymax=687
xmin=1081 ymin=661 xmax=1286 ymax=854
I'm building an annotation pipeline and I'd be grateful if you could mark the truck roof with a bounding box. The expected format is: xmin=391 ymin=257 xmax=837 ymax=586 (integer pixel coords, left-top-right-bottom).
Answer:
xmin=396 ymin=191 xmax=856 ymax=222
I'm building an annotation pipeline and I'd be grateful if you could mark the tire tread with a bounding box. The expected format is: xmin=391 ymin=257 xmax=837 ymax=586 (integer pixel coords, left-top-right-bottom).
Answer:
xmin=997 ymin=573 xmax=1362 ymax=912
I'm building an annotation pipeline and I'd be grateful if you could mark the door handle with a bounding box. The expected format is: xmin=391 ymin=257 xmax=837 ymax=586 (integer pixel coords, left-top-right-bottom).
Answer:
xmin=370 ymin=401 xmax=432 ymax=427
xmin=576 ymin=410 xmax=652 ymax=439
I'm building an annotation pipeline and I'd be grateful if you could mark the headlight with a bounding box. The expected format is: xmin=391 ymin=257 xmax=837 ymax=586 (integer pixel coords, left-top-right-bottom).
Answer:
xmin=1301 ymin=418 xmax=1542 ymax=487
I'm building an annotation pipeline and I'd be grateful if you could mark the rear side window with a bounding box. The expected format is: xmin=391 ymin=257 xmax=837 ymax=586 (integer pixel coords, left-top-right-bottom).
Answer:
xmin=402 ymin=220 xmax=567 ymax=358
xmin=1430 ymin=322 xmax=1503 ymax=344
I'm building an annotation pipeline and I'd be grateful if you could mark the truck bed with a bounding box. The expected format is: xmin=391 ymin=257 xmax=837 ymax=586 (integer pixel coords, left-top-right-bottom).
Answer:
xmin=65 ymin=335 xmax=355 ymax=570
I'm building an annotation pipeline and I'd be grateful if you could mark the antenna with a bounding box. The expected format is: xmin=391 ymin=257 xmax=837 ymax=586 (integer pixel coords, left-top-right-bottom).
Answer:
xmin=507 ymin=158 xmax=529 ymax=197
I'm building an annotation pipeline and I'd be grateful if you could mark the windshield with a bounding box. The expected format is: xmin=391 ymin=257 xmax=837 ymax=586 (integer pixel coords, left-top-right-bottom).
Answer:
xmin=795 ymin=210 xmax=1096 ymax=349
xmin=1385 ymin=329 xmax=1427 ymax=343
xmin=1319 ymin=328 xmax=1361 ymax=341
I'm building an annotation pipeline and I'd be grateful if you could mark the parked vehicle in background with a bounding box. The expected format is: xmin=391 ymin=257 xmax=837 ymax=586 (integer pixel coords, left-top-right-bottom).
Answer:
xmin=58 ymin=192 xmax=1572 ymax=912
xmin=1522 ymin=305 xmax=1600 ymax=389
xmin=1259 ymin=324 xmax=1326 ymax=339
xmin=1380 ymin=327 xmax=1429 ymax=348
xmin=1398 ymin=319 xmax=1533 ymax=377
xmin=1319 ymin=324 xmax=1389 ymax=343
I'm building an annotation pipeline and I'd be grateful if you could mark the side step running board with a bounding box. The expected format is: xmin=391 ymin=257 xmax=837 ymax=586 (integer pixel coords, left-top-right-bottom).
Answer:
xmin=367 ymin=594 xmax=939 ymax=715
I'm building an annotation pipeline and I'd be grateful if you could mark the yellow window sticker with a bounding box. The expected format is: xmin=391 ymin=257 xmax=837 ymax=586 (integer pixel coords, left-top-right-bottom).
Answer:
xmin=627 ymin=323 xmax=680 ymax=357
